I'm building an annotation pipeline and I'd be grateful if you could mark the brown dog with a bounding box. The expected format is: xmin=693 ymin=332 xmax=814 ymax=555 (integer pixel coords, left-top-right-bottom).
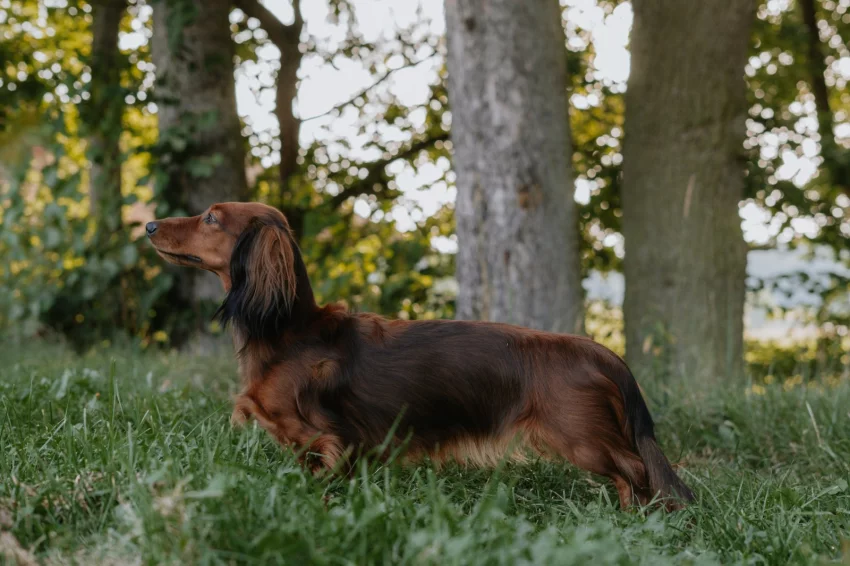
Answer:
xmin=147 ymin=201 xmax=694 ymax=509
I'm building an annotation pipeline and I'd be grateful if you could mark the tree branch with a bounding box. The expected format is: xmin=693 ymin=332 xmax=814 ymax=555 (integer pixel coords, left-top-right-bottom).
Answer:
xmin=234 ymin=0 xmax=300 ymax=46
xmin=300 ymin=56 xmax=437 ymax=122
xmin=329 ymin=131 xmax=450 ymax=209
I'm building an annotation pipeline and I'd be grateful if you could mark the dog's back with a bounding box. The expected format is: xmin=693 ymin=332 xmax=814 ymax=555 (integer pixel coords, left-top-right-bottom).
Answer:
xmin=298 ymin=313 xmax=693 ymax=509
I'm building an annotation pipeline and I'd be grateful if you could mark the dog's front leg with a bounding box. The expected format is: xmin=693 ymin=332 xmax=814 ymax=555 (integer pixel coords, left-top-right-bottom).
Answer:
xmin=230 ymin=394 xmax=347 ymax=475
xmin=230 ymin=393 xmax=254 ymax=427
xmin=230 ymin=394 xmax=279 ymax=433
xmin=230 ymin=401 xmax=251 ymax=427
xmin=298 ymin=434 xmax=349 ymax=477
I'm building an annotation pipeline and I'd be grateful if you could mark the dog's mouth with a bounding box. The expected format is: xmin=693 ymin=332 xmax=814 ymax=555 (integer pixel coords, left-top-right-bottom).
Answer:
xmin=155 ymin=249 xmax=203 ymax=264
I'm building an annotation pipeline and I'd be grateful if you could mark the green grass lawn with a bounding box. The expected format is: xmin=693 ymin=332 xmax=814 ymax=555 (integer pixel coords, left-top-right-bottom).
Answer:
xmin=1 ymin=342 xmax=849 ymax=565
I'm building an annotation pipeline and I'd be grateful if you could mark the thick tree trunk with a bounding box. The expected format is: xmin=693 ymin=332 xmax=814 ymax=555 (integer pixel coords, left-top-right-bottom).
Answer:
xmin=87 ymin=0 xmax=125 ymax=236
xmin=151 ymin=0 xmax=248 ymax=343
xmin=622 ymin=0 xmax=755 ymax=384
xmin=445 ymin=0 xmax=583 ymax=333
xmin=151 ymin=0 xmax=248 ymax=217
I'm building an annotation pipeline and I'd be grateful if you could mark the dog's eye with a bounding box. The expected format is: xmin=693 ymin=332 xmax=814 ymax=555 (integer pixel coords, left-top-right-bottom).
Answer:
xmin=204 ymin=213 xmax=217 ymax=225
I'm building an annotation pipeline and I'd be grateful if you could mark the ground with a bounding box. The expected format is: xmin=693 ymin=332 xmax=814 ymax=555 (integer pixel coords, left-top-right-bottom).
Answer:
xmin=0 ymin=342 xmax=848 ymax=565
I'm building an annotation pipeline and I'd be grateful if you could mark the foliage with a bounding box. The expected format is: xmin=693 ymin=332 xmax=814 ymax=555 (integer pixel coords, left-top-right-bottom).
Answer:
xmin=565 ymin=0 xmax=850 ymax=276
xmin=1 ymin=0 xmax=849 ymax=347
xmin=1 ymin=343 xmax=850 ymax=563
xmin=565 ymin=0 xmax=629 ymax=274
xmin=568 ymin=0 xmax=850 ymax=338
xmin=0 ymin=0 xmax=175 ymax=348
xmin=742 ymin=0 xmax=850 ymax=331
xmin=0 ymin=0 xmax=456 ymax=346
xmin=745 ymin=333 xmax=850 ymax=382
xmin=745 ymin=0 xmax=850 ymax=245
xmin=227 ymin=0 xmax=457 ymax=321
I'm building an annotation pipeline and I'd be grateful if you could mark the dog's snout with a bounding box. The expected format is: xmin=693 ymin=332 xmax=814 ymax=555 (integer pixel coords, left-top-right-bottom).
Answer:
xmin=146 ymin=221 xmax=158 ymax=237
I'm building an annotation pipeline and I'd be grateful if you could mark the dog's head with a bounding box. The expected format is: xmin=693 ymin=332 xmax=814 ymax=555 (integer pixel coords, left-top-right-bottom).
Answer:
xmin=147 ymin=202 xmax=313 ymax=341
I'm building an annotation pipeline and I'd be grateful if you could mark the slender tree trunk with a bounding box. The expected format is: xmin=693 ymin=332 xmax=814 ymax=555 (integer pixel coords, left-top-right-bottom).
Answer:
xmin=799 ymin=0 xmax=850 ymax=197
xmin=234 ymin=0 xmax=304 ymax=239
xmin=799 ymin=0 xmax=833 ymax=151
xmin=270 ymin=2 xmax=303 ymax=241
xmin=87 ymin=0 xmax=125 ymax=236
xmin=275 ymin=9 xmax=302 ymax=195
xmin=445 ymin=0 xmax=583 ymax=333
xmin=276 ymin=38 xmax=304 ymax=240
xmin=151 ymin=0 xmax=248 ymax=343
xmin=622 ymin=0 xmax=755 ymax=384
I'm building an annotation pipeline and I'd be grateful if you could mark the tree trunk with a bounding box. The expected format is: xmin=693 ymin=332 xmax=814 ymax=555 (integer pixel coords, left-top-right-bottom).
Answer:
xmin=622 ymin=0 xmax=754 ymax=384
xmin=152 ymin=0 xmax=248 ymax=216
xmin=799 ymin=0 xmax=850 ymax=197
xmin=151 ymin=0 xmax=248 ymax=343
xmin=87 ymin=0 xmax=125 ymax=237
xmin=277 ymin=39 xmax=305 ymax=241
xmin=445 ymin=0 xmax=583 ymax=333
xmin=275 ymin=12 xmax=302 ymax=198
xmin=233 ymin=0 xmax=305 ymax=240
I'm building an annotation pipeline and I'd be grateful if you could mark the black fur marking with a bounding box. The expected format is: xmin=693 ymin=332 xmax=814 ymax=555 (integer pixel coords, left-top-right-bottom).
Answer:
xmin=214 ymin=215 xmax=316 ymax=344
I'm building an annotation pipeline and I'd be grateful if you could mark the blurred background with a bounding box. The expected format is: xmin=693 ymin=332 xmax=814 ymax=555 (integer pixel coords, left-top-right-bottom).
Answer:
xmin=0 ymin=0 xmax=848 ymax=386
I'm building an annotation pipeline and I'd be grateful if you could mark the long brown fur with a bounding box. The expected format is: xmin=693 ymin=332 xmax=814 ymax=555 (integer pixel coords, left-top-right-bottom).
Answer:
xmin=147 ymin=202 xmax=695 ymax=510
xmin=245 ymin=221 xmax=297 ymax=313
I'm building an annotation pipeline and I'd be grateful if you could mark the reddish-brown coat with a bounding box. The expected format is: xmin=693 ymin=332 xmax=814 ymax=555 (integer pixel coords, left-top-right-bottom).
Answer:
xmin=148 ymin=202 xmax=695 ymax=510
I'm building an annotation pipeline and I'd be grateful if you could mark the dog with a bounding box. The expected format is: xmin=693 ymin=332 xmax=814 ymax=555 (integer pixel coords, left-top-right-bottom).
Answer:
xmin=146 ymin=201 xmax=694 ymax=509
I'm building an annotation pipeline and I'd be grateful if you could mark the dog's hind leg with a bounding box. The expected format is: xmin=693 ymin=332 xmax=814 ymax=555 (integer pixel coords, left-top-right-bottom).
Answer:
xmin=529 ymin=383 xmax=649 ymax=509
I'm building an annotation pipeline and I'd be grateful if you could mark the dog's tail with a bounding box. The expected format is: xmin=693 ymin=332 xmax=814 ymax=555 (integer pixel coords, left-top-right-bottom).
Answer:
xmin=607 ymin=355 xmax=695 ymax=508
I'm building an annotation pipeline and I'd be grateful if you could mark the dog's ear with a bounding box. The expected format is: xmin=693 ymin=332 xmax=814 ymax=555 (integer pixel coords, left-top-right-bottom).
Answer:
xmin=215 ymin=217 xmax=297 ymax=342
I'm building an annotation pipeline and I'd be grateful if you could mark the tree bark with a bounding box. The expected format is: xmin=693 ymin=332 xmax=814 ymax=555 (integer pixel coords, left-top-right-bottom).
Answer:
xmin=152 ymin=0 xmax=248 ymax=216
xmin=622 ymin=0 xmax=755 ymax=384
xmin=151 ymin=0 xmax=248 ymax=343
xmin=445 ymin=0 xmax=584 ymax=333
xmin=87 ymin=0 xmax=125 ymax=236
xmin=276 ymin=33 xmax=304 ymax=240
xmin=799 ymin=0 xmax=833 ymax=148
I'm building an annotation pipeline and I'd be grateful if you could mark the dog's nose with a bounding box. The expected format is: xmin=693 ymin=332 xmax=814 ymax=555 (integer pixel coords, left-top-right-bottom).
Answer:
xmin=146 ymin=222 xmax=158 ymax=237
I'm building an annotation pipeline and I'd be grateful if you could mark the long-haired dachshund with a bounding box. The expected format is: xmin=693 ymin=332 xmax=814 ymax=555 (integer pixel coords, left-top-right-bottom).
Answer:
xmin=146 ymin=202 xmax=694 ymax=509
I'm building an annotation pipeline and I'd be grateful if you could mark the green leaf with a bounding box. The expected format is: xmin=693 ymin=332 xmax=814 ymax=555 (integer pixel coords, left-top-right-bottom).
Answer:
xmin=8 ymin=303 xmax=25 ymax=320
xmin=170 ymin=136 xmax=188 ymax=152
xmin=81 ymin=279 xmax=99 ymax=300
xmin=2 ymin=232 xmax=20 ymax=248
xmin=120 ymin=244 xmax=139 ymax=267
xmin=43 ymin=227 xmax=62 ymax=249
xmin=44 ymin=202 xmax=64 ymax=220
xmin=101 ymin=258 xmax=120 ymax=278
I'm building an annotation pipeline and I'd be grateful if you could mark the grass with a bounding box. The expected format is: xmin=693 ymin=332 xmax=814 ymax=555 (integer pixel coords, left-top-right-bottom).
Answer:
xmin=0 ymin=342 xmax=849 ymax=565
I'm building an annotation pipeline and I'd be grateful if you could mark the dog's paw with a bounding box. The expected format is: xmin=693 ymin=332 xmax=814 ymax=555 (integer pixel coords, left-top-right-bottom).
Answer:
xmin=230 ymin=408 xmax=250 ymax=428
